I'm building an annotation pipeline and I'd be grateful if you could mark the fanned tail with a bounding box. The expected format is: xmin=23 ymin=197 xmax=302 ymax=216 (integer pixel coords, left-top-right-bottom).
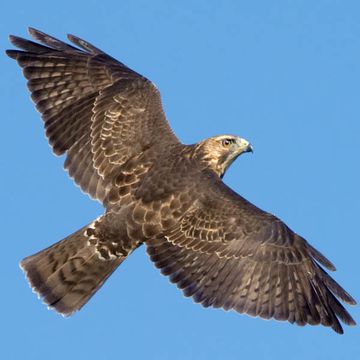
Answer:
xmin=20 ymin=223 xmax=125 ymax=316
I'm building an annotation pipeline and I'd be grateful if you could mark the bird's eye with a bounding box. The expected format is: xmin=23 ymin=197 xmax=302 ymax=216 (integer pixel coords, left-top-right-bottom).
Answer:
xmin=222 ymin=138 xmax=234 ymax=147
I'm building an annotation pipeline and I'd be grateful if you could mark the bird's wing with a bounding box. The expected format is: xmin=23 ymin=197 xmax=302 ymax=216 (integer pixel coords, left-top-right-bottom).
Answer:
xmin=147 ymin=176 xmax=356 ymax=334
xmin=7 ymin=28 xmax=179 ymax=202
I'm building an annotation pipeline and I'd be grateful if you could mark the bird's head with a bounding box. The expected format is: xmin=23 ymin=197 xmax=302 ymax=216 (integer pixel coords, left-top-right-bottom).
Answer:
xmin=195 ymin=135 xmax=253 ymax=178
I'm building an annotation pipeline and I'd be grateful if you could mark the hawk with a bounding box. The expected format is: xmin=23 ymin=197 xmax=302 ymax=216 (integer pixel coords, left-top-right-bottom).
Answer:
xmin=7 ymin=28 xmax=356 ymax=334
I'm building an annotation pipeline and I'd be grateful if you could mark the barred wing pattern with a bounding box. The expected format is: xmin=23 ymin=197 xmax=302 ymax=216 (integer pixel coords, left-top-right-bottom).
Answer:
xmin=7 ymin=29 xmax=355 ymax=333
xmin=7 ymin=28 xmax=178 ymax=202
xmin=147 ymin=180 xmax=356 ymax=334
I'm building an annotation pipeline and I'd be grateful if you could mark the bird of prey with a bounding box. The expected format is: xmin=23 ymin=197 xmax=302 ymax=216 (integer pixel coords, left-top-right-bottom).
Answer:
xmin=7 ymin=28 xmax=356 ymax=334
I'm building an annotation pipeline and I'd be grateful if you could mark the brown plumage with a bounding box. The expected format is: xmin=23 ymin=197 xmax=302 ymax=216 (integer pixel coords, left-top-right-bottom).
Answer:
xmin=7 ymin=28 xmax=356 ymax=334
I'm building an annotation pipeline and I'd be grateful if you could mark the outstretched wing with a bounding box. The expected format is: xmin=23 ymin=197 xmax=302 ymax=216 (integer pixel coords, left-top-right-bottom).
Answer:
xmin=147 ymin=177 xmax=356 ymax=334
xmin=7 ymin=28 xmax=179 ymax=202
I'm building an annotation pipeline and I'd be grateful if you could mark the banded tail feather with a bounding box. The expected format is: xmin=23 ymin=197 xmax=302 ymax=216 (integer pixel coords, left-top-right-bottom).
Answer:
xmin=8 ymin=28 xmax=356 ymax=334
xmin=20 ymin=221 xmax=131 ymax=316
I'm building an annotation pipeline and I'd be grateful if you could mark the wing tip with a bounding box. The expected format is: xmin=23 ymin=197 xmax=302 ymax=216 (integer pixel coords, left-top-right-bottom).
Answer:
xmin=27 ymin=26 xmax=43 ymax=39
xmin=342 ymin=293 xmax=357 ymax=306
xmin=8 ymin=34 xmax=18 ymax=45
xmin=5 ymin=49 xmax=18 ymax=59
xmin=333 ymin=324 xmax=344 ymax=335
xmin=306 ymin=242 xmax=337 ymax=271
xmin=7 ymin=34 xmax=27 ymax=53
xmin=66 ymin=33 xmax=103 ymax=54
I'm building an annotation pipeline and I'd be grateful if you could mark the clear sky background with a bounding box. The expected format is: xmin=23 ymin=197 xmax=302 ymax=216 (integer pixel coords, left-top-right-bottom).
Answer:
xmin=1 ymin=1 xmax=359 ymax=359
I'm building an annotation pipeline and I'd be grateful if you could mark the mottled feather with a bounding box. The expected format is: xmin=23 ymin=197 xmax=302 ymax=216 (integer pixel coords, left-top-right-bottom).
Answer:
xmin=7 ymin=29 xmax=356 ymax=333
xmin=147 ymin=177 xmax=356 ymax=334
xmin=7 ymin=28 xmax=178 ymax=202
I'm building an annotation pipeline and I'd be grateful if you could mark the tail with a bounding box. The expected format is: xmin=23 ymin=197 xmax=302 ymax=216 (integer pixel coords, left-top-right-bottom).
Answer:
xmin=20 ymin=222 xmax=128 ymax=316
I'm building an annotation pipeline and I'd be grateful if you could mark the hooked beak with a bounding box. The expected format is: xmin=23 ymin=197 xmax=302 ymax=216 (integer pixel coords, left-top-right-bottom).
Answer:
xmin=245 ymin=143 xmax=254 ymax=153
xmin=237 ymin=137 xmax=253 ymax=154
xmin=220 ymin=136 xmax=253 ymax=178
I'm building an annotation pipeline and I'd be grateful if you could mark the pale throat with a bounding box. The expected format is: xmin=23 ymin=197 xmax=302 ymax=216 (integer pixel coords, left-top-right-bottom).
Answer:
xmin=202 ymin=152 xmax=236 ymax=178
xmin=193 ymin=139 xmax=237 ymax=178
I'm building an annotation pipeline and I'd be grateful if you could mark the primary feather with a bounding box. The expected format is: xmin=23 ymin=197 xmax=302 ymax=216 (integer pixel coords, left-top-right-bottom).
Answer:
xmin=7 ymin=28 xmax=356 ymax=334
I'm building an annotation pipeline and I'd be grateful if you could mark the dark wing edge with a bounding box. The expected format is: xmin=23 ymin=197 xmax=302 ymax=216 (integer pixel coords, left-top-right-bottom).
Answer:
xmin=147 ymin=180 xmax=356 ymax=334
xmin=6 ymin=28 xmax=179 ymax=202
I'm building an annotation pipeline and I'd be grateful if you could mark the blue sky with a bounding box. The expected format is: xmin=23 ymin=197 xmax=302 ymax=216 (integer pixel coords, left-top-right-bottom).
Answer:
xmin=1 ymin=1 xmax=359 ymax=359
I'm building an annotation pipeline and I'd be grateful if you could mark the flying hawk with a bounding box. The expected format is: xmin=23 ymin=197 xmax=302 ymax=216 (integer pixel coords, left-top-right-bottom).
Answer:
xmin=7 ymin=28 xmax=356 ymax=334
